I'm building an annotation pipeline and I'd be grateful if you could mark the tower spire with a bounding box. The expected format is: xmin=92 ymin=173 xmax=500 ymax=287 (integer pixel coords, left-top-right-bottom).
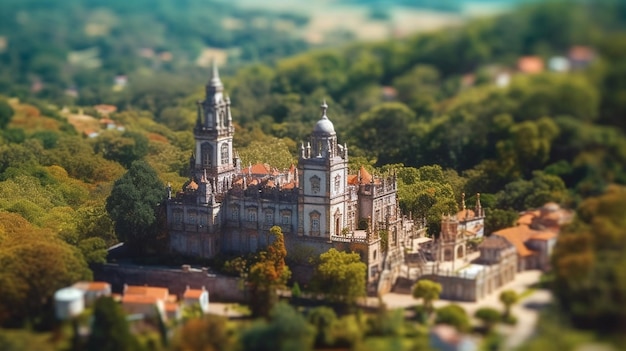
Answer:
xmin=320 ymin=99 xmax=328 ymax=119
xmin=209 ymin=58 xmax=223 ymax=88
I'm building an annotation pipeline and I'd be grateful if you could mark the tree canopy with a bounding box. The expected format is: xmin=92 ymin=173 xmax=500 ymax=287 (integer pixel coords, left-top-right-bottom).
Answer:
xmin=552 ymin=185 xmax=626 ymax=332
xmin=311 ymin=248 xmax=367 ymax=306
xmin=412 ymin=279 xmax=442 ymax=314
xmin=106 ymin=160 xmax=165 ymax=252
xmin=248 ymin=226 xmax=291 ymax=317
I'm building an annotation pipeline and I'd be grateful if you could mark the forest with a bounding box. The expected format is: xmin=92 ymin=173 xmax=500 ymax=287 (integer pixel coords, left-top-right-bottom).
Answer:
xmin=0 ymin=0 xmax=625 ymax=349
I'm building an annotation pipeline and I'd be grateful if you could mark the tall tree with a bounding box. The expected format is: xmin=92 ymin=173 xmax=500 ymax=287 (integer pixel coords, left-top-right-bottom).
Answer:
xmin=247 ymin=226 xmax=291 ymax=317
xmin=87 ymin=297 xmax=140 ymax=351
xmin=310 ymin=248 xmax=366 ymax=307
xmin=106 ymin=160 xmax=165 ymax=253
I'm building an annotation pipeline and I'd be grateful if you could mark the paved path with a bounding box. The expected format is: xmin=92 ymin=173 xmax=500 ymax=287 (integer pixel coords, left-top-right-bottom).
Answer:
xmin=379 ymin=270 xmax=551 ymax=350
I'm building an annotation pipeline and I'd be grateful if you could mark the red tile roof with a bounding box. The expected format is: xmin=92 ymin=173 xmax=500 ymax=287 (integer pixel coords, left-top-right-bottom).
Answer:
xmin=122 ymin=294 xmax=159 ymax=305
xmin=517 ymin=56 xmax=544 ymax=74
xmin=73 ymin=281 xmax=110 ymax=291
xmin=494 ymin=224 xmax=556 ymax=257
xmin=359 ymin=166 xmax=372 ymax=184
xmin=124 ymin=285 xmax=169 ymax=300
xmin=183 ymin=289 xmax=206 ymax=299
xmin=165 ymin=302 xmax=179 ymax=312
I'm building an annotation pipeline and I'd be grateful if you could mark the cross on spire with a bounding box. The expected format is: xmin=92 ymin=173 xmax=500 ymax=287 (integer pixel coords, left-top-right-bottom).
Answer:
xmin=320 ymin=99 xmax=328 ymax=119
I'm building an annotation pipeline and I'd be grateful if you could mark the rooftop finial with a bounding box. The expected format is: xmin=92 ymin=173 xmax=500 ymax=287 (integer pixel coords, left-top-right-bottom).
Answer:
xmin=321 ymin=99 xmax=328 ymax=119
xmin=209 ymin=58 xmax=223 ymax=87
xmin=212 ymin=58 xmax=219 ymax=79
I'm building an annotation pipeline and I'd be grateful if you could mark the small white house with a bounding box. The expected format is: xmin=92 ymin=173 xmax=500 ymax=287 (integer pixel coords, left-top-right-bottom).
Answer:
xmin=183 ymin=286 xmax=209 ymax=313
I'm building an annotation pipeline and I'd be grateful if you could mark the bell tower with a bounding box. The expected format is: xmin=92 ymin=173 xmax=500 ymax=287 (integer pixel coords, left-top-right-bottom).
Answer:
xmin=191 ymin=60 xmax=238 ymax=194
xmin=298 ymin=101 xmax=349 ymax=238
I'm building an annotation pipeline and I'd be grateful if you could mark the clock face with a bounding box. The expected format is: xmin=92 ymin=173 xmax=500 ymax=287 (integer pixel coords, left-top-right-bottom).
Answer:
xmin=310 ymin=175 xmax=320 ymax=194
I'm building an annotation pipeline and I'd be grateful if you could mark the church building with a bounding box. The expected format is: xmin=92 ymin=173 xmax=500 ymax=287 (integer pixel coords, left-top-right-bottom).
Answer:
xmin=166 ymin=64 xmax=422 ymax=292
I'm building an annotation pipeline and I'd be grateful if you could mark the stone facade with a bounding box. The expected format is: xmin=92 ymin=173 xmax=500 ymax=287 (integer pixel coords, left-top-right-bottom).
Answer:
xmin=165 ymin=65 xmax=418 ymax=292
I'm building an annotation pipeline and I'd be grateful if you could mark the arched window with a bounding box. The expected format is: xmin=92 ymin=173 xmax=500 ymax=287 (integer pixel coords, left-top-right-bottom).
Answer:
xmin=310 ymin=211 xmax=320 ymax=235
xmin=201 ymin=143 xmax=212 ymax=167
xmin=221 ymin=143 xmax=229 ymax=165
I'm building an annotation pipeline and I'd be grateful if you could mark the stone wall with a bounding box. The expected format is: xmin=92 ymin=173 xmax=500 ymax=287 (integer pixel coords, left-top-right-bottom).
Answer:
xmin=93 ymin=264 xmax=246 ymax=302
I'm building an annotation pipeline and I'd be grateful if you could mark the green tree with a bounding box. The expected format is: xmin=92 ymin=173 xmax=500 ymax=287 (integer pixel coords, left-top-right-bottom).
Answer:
xmin=310 ymin=248 xmax=366 ymax=306
xmin=435 ymin=304 xmax=470 ymax=332
xmin=94 ymin=131 xmax=150 ymax=168
xmin=412 ymin=279 xmax=442 ymax=314
xmin=240 ymin=302 xmax=315 ymax=351
xmin=552 ymin=185 xmax=626 ymax=332
xmin=0 ymin=99 xmax=14 ymax=129
xmin=484 ymin=208 xmax=518 ymax=234
xmin=475 ymin=307 xmax=501 ymax=332
xmin=499 ymin=290 xmax=518 ymax=319
xmin=87 ymin=297 xmax=140 ymax=351
xmin=0 ymin=217 xmax=91 ymax=327
xmin=307 ymin=306 xmax=337 ymax=347
xmin=352 ymin=102 xmax=417 ymax=165
xmin=105 ymin=160 xmax=165 ymax=253
xmin=248 ymin=226 xmax=291 ymax=317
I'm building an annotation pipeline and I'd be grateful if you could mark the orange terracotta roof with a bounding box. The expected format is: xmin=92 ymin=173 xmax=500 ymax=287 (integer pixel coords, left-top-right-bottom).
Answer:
xmin=494 ymin=225 xmax=536 ymax=257
xmin=186 ymin=180 xmax=198 ymax=190
xmin=167 ymin=294 xmax=177 ymax=303
xmin=73 ymin=281 xmax=110 ymax=291
xmin=100 ymin=118 xmax=115 ymax=124
xmin=359 ymin=166 xmax=372 ymax=184
xmin=122 ymin=294 xmax=159 ymax=305
xmin=517 ymin=213 xmax=535 ymax=226
xmin=517 ymin=56 xmax=544 ymax=74
xmin=124 ymin=285 xmax=169 ymax=300
xmin=244 ymin=163 xmax=272 ymax=175
xmin=569 ymin=46 xmax=595 ymax=61
xmin=347 ymin=174 xmax=358 ymax=185
xmin=165 ymin=302 xmax=179 ymax=312
xmin=184 ymin=289 xmax=206 ymax=299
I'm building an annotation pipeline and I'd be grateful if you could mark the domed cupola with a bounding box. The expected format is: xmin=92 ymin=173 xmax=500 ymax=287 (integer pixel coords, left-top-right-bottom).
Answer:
xmin=313 ymin=100 xmax=336 ymax=136
xmin=306 ymin=100 xmax=339 ymax=159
